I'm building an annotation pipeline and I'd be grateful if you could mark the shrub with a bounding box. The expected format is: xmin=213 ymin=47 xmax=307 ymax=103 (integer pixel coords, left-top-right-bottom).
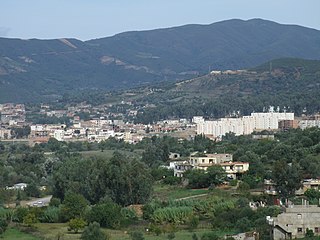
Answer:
xmin=201 ymin=232 xmax=219 ymax=240
xmin=49 ymin=197 xmax=61 ymax=207
xmin=129 ymin=231 xmax=145 ymax=240
xmin=40 ymin=207 xmax=60 ymax=223
xmin=81 ymin=222 xmax=108 ymax=240
xmin=188 ymin=215 xmax=199 ymax=231
xmin=121 ymin=207 xmax=138 ymax=220
xmin=68 ymin=218 xmax=87 ymax=233
xmin=14 ymin=207 xmax=29 ymax=223
xmin=23 ymin=213 xmax=38 ymax=227
xmin=0 ymin=217 xmax=8 ymax=235
xmin=167 ymin=232 xmax=175 ymax=239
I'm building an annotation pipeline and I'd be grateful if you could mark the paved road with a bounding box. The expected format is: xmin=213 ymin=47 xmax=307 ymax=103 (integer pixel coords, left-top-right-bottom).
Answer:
xmin=24 ymin=195 xmax=52 ymax=207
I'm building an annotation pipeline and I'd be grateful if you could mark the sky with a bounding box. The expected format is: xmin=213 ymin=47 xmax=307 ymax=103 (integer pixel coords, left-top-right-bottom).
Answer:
xmin=0 ymin=0 xmax=319 ymax=41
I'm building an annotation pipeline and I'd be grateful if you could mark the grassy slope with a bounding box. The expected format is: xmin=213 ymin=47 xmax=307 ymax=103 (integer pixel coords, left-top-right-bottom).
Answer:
xmin=33 ymin=223 xmax=235 ymax=240
xmin=2 ymin=228 xmax=40 ymax=240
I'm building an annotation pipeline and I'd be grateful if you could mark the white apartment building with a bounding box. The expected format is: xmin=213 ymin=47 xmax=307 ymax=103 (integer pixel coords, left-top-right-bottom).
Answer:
xmin=251 ymin=112 xmax=294 ymax=130
xmin=197 ymin=112 xmax=294 ymax=138
xmin=192 ymin=116 xmax=205 ymax=124
xmin=299 ymin=120 xmax=320 ymax=130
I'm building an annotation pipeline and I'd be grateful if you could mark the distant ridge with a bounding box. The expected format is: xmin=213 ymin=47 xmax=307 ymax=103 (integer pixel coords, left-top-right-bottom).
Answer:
xmin=1 ymin=19 xmax=320 ymax=102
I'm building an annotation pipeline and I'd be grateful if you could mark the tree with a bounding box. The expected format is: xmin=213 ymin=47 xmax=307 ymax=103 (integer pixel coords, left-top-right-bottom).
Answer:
xmin=207 ymin=165 xmax=226 ymax=186
xmin=60 ymin=192 xmax=88 ymax=221
xmin=25 ymin=182 xmax=41 ymax=198
xmin=100 ymin=153 xmax=153 ymax=206
xmin=86 ymin=200 xmax=122 ymax=228
xmin=68 ymin=218 xmax=87 ymax=233
xmin=184 ymin=166 xmax=225 ymax=189
xmin=81 ymin=222 xmax=107 ymax=240
xmin=53 ymin=152 xmax=153 ymax=206
xmin=304 ymin=189 xmax=320 ymax=201
xmin=184 ymin=169 xmax=210 ymax=188
xmin=272 ymin=160 xmax=302 ymax=198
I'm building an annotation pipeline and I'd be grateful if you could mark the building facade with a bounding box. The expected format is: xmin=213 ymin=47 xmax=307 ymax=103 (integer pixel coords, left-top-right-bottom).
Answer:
xmin=197 ymin=112 xmax=294 ymax=138
xmin=268 ymin=205 xmax=320 ymax=239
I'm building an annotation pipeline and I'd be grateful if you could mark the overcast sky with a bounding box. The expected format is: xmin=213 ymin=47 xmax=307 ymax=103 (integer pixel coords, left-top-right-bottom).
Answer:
xmin=0 ymin=0 xmax=319 ymax=40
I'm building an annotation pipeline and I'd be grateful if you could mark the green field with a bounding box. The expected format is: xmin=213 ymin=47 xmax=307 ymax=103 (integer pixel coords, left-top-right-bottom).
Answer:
xmin=30 ymin=223 xmax=234 ymax=240
xmin=2 ymin=228 xmax=40 ymax=240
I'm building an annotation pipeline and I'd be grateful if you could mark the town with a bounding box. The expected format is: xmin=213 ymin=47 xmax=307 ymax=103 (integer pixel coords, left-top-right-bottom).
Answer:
xmin=1 ymin=103 xmax=320 ymax=145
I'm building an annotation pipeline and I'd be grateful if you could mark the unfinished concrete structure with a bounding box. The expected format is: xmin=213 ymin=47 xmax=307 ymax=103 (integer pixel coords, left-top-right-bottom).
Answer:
xmin=268 ymin=204 xmax=320 ymax=239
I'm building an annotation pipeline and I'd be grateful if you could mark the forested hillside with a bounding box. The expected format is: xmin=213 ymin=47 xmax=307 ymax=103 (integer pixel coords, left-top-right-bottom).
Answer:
xmin=1 ymin=19 xmax=320 ymax=102
xmin=134 ymin=58 xmax=320 ymax=123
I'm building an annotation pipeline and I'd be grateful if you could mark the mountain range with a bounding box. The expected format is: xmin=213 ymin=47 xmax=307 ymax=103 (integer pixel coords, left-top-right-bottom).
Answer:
xmin=1 ymin=18 xmax=320 ymax=102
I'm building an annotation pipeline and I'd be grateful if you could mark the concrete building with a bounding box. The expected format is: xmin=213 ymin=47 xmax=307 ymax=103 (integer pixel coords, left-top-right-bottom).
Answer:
xmin=192 ymin=116 xmax=205 ymax=124
xmin=299 ymin=120 xmax=320 ymax=130
xmin=170 ymin=153 xmax=248 ymax=179
xmin=172 ymin=161 xmax=193 ymax=177
xmin=197 ymin=112 xmax=294 ymax=138
xmin=220 ymin=162 xmax=250 ymax=179
xmin=268 ymin=205 xmax=320 ymax=239
xmin=190 ymin=153 xmax=233 ymax=170
xmin=0 ymin=128 xmax=12 ymax=139
xmin=279 ymin=120 xmax=299 ymax=131
xmin=264 ymin=179 xmax=320 ymax=196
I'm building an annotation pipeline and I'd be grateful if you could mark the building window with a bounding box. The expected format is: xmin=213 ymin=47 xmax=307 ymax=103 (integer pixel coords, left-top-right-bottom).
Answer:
xmin=297 ymin=228 xmax=303 ymax=233
xmin=315 ymin=227 xmax=319 ymax=233
xmin=195 ymin=159 xmax=197 ymax=164
xmin=202 ymin=159 xmax=205 ymax=163
xmin=297 ymin=214 xmax=302 ymax=219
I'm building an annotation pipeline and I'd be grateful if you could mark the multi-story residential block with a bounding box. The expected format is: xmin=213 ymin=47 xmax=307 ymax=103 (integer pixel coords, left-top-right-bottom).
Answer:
xmin=299 ymin=120 xmax=320 ymax=130
xmin=197 ymin=112 xmax=294 ymax=139
xmin=279 ymin=120 xmax=299 ymax=131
